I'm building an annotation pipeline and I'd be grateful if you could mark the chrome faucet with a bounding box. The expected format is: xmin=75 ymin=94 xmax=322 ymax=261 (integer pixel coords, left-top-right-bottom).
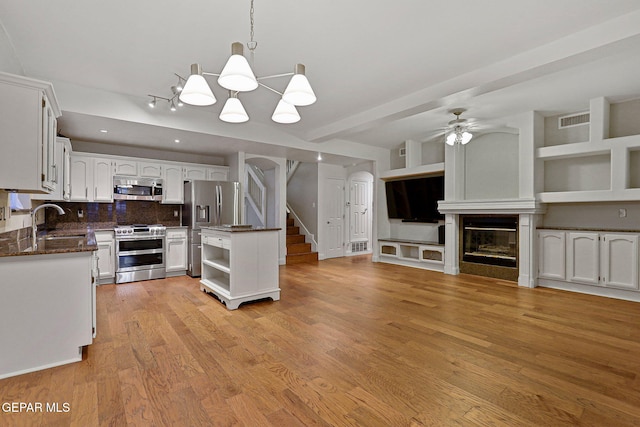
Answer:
xmin=31 ymin=203 xmax=65 ymax=249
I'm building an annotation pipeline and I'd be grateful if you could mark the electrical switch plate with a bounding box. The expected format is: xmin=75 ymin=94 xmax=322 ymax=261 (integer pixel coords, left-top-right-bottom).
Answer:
xmin=619 ymin=208 xmax=627 ymax=218
xmin=174 ymin=210 xmax=179 ymax=217
xmin=78 ymin=209 xmax=84 ymax=218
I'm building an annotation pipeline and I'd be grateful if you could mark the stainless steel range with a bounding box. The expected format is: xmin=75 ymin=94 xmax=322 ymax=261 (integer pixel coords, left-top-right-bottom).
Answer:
xmin=114 ymin=224 xmax=166 ymax=284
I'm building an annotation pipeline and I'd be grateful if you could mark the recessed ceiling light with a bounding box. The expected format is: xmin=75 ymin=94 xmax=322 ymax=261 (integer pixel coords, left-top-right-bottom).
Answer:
xmin=99 ymin=129 xmax=108 ymax=133
xmin=174 ymin=139 xmax=180 ymax=143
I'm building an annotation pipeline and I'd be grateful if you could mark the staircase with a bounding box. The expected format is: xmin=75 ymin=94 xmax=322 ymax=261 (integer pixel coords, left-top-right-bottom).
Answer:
xmin=286 ymin=215 xmax=318 ymax=264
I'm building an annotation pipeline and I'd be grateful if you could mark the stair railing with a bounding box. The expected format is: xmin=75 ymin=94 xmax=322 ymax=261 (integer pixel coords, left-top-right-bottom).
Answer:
xmin=245 ymin=164 xmax=266 ymax=227
xmin=286 ymin=203 xmax=318 ymax=253
xmin=286 ymin=160 xmax=300 ymax=183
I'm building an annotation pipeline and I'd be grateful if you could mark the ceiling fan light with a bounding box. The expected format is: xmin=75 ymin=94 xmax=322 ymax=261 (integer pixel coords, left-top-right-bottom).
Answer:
xmin=218 ymin=42 xmax=258 ymax=92
xmin=282 ymin=64 xmax=316 ymax=106
xmin=461 ymin=131 xmax=473 ymax=144
xmin=445 ymin=133 xmax=456 ymax=146
xmin=272 ymin=99 xmax=300 ymax=124
xmin=180 ymin=64 xmax=216 ymax=106
xmin=219 ymin=94 xmax=249 ymax=123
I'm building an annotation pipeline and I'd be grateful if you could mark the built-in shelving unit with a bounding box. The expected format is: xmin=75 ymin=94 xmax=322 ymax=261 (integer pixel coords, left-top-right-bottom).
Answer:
xmin=378 ymin=238 xmax=444 ymax=272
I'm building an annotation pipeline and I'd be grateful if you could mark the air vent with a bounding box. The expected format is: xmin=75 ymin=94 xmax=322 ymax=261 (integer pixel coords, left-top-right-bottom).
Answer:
xmin=399 ymin=147 xmax=406 ymax=157
xmin=558 ymin=112 xmax=590 ymax=129
xmin=351 ymin=241 xmax=368 ymax=253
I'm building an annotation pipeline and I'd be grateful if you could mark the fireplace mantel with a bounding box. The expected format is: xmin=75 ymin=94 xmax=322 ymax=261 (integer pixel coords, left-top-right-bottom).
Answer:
xmin=438 ymin=198 xmax=546 ymax=215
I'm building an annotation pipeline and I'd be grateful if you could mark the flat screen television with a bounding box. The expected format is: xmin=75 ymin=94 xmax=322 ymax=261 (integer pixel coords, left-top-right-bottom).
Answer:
xmin=385 ymin=175 xmax=444 ymax=223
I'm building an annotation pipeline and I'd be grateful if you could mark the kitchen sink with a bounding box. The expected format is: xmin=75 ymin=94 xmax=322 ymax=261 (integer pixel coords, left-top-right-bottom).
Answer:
xmin=30 ymin=235 xmax=87 ymax=251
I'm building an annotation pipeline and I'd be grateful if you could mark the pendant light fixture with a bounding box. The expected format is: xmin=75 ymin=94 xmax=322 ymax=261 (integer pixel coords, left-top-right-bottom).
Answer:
xmin=148 ymin=0 xmax=316 ymax=124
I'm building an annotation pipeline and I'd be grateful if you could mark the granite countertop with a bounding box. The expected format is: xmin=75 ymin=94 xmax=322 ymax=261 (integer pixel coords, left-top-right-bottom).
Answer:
xmin=0 ymin=229 xmax=98 ymax=258
xmin=538 ymin=227 xmax=640 ymax=233
xmin=203 ymin=225 xmax=282 ymax=232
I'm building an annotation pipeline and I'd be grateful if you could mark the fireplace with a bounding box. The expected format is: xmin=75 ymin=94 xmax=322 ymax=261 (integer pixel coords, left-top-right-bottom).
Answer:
xmin=460 ymin=215 xmax=519 ymax=281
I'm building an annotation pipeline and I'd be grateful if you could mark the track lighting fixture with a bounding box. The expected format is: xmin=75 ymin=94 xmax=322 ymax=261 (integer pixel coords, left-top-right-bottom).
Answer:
xmin=147 ymin=0 xmax=315 ymax=124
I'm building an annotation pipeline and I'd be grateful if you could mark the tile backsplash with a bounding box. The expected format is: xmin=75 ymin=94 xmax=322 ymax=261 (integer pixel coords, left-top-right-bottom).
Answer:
xmin=44 ymin=201 xmax=181 ymax=229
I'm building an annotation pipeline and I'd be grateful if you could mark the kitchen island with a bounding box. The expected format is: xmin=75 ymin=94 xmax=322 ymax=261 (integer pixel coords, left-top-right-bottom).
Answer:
xmin=0 ymin=230 xmax=97 ymax=379
xmin=200 ymin=226 xmax=280 ymax=310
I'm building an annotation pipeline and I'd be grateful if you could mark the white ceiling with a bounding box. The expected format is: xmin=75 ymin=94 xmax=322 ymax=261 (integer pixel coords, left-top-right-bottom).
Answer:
xmin=2 ymin=0 xmax=640 ymax=164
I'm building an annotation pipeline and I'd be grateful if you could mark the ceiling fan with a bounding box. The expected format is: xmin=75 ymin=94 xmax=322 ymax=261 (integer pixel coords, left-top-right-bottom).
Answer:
xmin=445 ymin=108 xmax=474 ymax=146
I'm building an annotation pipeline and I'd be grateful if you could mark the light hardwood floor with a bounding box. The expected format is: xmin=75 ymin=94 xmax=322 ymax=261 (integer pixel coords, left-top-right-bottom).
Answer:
xmin=2 ymin=255 xmax=640 ymax=426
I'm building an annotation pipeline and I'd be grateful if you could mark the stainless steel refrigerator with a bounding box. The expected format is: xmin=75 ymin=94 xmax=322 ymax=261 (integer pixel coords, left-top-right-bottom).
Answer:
xmin=183 ymin=180 xmax=241 ymax=277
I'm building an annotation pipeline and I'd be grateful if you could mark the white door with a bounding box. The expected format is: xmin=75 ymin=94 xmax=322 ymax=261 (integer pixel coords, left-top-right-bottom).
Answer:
xmin=349 ymin=179 xmax=369 ymax=244
xmin=324 ymin=178 xmax=345 ymax=259
xmin=567 ymin=232 xmax=600 ymax=285
xmin=601 ymin=233 xmax=638 ymax=290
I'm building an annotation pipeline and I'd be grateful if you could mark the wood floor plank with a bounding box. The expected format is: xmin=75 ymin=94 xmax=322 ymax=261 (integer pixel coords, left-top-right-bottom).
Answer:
xmin=2 ymin=255 xmax=640 ymax=426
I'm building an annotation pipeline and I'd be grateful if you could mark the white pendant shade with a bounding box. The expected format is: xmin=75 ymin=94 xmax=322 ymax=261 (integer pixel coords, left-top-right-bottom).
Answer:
xmin=282 ymin=64 xmax=316 ymax=106
xmin=180 ymin=64 xmax=216 ymax=106
xmin=445 ymin=133 xmax=456 ymax=146
xmin=218 ymin=42 xmax=258 ymax=92
xmin=446 ymin=128 xmax=473 ymax=145
xmin=461 ymin=131 xmax=473 ymax=144
xmin=271 ymin=99 xmax=300 ymax=124
xmin=219 ymin=96 xmax=249 ymax=123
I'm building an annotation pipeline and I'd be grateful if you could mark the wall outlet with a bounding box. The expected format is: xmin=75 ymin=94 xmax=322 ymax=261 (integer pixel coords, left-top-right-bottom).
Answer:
xmin=619 ymin=208 xmax=627 ymax=218
xmin=78 ymin=209 xmax=84 ymax=218
xmin=174 ymin=210 xmax=179 ymax=217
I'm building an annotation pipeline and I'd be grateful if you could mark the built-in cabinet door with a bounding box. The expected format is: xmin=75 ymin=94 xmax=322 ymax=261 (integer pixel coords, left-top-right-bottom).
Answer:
xmin=184 ymin=166 xmax=207 ymax=181
xmin=93 ymin=158 xmax=113 ymax=202
xmin=601 ymin=233 xmax=639 ymax=290
xmin=139 ymin=162 xmax=162 ymax=178
xmin=207 ymin=167 xmax=228 ymax=181
xmin=567 ymin=232 xmax=600 ymax=285
xmin=163 ymin=164 xmax=184 ymax=204
xmin=70 ymin=155 xmax=92 ymax=201
xmin=166 ymin=229 xmax=188 ymax=272
xmin=41 ymin=96 xmax=57 ymax=192
xmin=113 ymin=160 xmax=137 ymax=176
xmin=95 ymin=231 xmax=115 ymax=282
xmin=538 ymin=230 xmax=566 ymax=280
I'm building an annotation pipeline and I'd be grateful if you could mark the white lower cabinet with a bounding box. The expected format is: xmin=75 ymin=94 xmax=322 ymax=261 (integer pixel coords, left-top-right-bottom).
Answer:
xmin=567 ymin=232 xmax=600 ymax=285
xmin=95 ymin=230 xmax=115 ymax=284
xmin=166 ymin=228 xmax=187 ymax=275
xmin=378 ymin=239 xmax=444 ymax=272
xmin=538 ymin=230 xmax=566 ymax=280
xmin=601 ymin=233 xmax=639 ymax=290
xmin=538 ymin=229 xmax=639 ymax=293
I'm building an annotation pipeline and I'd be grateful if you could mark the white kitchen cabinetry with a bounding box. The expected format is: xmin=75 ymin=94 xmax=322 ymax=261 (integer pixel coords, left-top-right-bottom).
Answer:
xmin=601 ymin=233 xmax=638 ymax=290
xmin=162 ymin=164 xmax=184 ymax=204
xmin=567 ymin=232 xmax=600 ymax=285
xmin=200 ymin=228 xmax=280 ymax=310
xmin=31 ymin=137 xmax=72 ymax=201
xmin=113 ymin=159 xmax=137 ymax=176
xmin=95 ymin=230 xmax=115 ymax=284
xmin=538 ymin=230 xmax=566 ymax=280
xmin=93 ymin=158 xmax=113 ymax=202
xmin=70 ymin=154 xmax=93 ymax=201
xmin=0 ymin=72 xmax=61 ymax=193
xmin=139 ymin=161 xmax=162 ymax=178
xmin=538 ymin=229 xmax=640 ymax=297
xmin=166 ymin=227 xmax=187 ymax=276
xmin=184 ymin=166 xmax=207 ymax=181
xmin=207 ymin=166 xmax=229 ymax=181
xmin=378 ymin=239 xmax=444 ymax=272
xmin=70 ymin=154 xmax=113 ymax=202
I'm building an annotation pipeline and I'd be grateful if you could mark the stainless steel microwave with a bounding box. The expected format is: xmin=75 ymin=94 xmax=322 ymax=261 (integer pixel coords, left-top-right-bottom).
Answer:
xmin=113 ymin=177 xmax=163 ymax=201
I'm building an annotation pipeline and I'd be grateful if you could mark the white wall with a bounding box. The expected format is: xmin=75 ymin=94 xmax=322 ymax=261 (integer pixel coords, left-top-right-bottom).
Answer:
xmin=464 ymin=132 xmax=519 ymax=199
xmin=543 ymin=202 xmax=640 ymax=230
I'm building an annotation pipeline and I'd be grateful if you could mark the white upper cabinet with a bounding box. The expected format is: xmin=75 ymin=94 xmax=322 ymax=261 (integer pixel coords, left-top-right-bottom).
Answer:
xmin=0 ymin=72 xmax=61 ymax=193
xmin=70 ymin=154 xmax=113 ymax=202
xmin=162 ymin=164 xmax=184 ymax=204
xmin=207 ymin=166 xmax=229 ymax=181
xmin=184 ymin=166 xmax=207 ymax=181
xmin=31 ymin=137 xmax=72 ymax=201
xmin=138 ymin=162 xmax=162 ymax=178
xmin=113 ymin=160 xmax=137 ymax=176
xmin=93 ymin=158 xmax=113 ymax=202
